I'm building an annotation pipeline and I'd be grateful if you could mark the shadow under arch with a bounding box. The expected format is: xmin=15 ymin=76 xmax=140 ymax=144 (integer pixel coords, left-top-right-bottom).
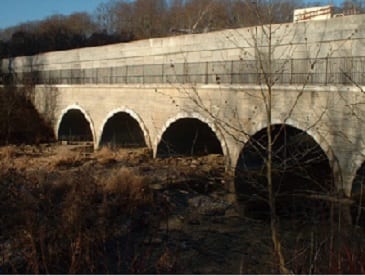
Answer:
xmin=234 ymin=123 xmax=335 ymax=220
xmin=255 ymin=118 xmax=340 ymax=177
xmin=56 ymin=105 xmax=95 ymax=143
xmin=155 ymin=112 xmax=228 ymax=161
xmin=98 ymin=108 xmax=150 ymax=149
xmin=350 ymin=162 xmax=365 ymax=226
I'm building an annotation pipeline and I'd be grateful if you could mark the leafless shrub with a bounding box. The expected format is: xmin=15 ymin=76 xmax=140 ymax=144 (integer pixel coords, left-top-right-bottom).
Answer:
xmin=103 ymin=167 xmax=150 ymax=201
xmin=53 ymin=147 xmax=82 ymax=168
xmin=156 ymin=248 xmax=177 ymax=273
xmin=0 ymin=145 xmax=18 ymax=159
xmin=94 ymin=146 xmax=116 ymax=164
xmin=0 ymin=164 xmax=159 ymax=274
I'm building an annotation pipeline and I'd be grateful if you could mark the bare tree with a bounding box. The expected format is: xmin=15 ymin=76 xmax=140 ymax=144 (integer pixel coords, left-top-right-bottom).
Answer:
xmin=161 ymin=0 xmax=363 ymax=272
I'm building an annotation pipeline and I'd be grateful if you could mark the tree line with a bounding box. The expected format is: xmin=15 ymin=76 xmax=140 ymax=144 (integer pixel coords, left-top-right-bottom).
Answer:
xmin=0 ymin=0 xmax=363 ymax=58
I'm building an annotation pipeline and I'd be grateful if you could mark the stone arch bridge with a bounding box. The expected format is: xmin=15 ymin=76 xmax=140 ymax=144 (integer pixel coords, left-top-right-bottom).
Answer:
xmin=3 ymin=14 xmax=365 ymax=199
xmin=33 ymin=83 xmax=365 ymax=198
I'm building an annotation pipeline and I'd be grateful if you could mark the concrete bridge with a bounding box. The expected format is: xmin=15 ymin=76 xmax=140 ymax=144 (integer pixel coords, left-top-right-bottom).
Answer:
xmin=2 ymin=14 xmax=365 ymax=199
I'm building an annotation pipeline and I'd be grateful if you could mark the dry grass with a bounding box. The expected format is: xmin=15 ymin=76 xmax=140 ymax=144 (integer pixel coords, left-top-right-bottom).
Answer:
xmin=156 ymin=248 xmax=178 ymax=273
xmin=0 ymin=163 xmax=158 ymax=274
xmin=52 ymin=147 xmax=83 ymax=168
xmin=94 ymin=146 xmax=117 ymax=164
xmin=1 ymin=144 xmax=365 ymax=274
xmin=102 ymin=167 xmax=150 ymax=202
xmin=0 ymin=145 xmax=18 ymax=159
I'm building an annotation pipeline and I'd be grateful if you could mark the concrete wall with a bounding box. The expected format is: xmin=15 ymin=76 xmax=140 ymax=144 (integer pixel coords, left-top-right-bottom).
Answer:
xmin=33 ymin=83 xmax=365 ymax=197
xmin=5 ymin=14 xmax=365 ymax=197
xmin=2 ymin=14 xmax=365 ymax=75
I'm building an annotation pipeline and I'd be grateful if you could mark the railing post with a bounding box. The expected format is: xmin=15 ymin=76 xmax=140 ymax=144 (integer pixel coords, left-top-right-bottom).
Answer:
xmin=230 ymin=60 xmax=234 ymax=85
xmin=205 ymin=61 xmax=208 ymax=84
xmin=351 ymin=56 xmax=354 ymax=85
xmin=183 ymin=61 xmax=188 ymax=83
xmin=161 ymin=63 xmax=164 ymax=83
xmin=290 ymin=58 xmax=293 ymax=85
xmin=142 ymin=64 xmax=145 ymax=84
xmin=125 ymin=65 xmax=128 ymax=84
xmin=184 ymin=62 xmax=187 ymax=84
xmin=325 ymin=56 xmax=328 ymax=85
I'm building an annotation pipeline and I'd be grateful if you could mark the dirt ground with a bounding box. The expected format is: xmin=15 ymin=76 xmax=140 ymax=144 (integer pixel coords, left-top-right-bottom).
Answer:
xmin=0 ymin=143 xmax=364 ymax=274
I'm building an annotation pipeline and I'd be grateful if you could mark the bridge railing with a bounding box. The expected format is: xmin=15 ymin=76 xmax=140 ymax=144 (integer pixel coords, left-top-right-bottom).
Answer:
xmin=3 ymin=56 xmax=365 ymax=86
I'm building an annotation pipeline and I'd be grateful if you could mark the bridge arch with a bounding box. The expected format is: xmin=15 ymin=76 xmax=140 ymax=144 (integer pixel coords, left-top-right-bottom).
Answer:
xmin=349 ymin=155 xmax=365 ymax=226
xmin=56 ymin=104 xmax=96 ymax=145
xmin=98 ymin=108 xmax=151 ymax=149
xmin=252 ymin=118 xmax=342 ymax=188
xmin=234 ymin=120 xmax=338 ymax=219
xmin=154 ymin=112 xmax=229 ymax=164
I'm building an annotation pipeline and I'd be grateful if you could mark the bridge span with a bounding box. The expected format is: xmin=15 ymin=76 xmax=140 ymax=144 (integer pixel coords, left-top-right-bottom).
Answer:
xmin=32 ymin=83 xmax=365 ymax=198
xmin=2 ymin=13 xmax=365 ymax=200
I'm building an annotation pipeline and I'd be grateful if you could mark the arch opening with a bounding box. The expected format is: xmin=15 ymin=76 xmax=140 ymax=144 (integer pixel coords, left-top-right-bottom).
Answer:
xmin=351 ymin=163 xmax=365 ymax=226
xmin=156 ymin=118 xmax=223 ymax=157
xmin=58 ymin=109 xmax=93 ymax=142
xmin=235 ymin=124 xmax=334 ymax=220
xmin=100 ymin=112 xmax=146 ymax=148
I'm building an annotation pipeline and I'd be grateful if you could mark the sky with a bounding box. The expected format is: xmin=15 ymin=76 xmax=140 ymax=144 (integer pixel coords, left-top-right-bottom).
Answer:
xmin=0 ymin=0 xmax=345 ymax=30
xmin=0 ymin=0 xmax=111 ymax=29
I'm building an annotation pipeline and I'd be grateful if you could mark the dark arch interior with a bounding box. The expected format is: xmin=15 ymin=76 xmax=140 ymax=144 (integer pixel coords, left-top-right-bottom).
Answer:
xmin=351 ymin=164 xmax=365 ymax=226
xmin=235 ymin=124 xmax=334 ymax=220
xmin=156 ymin=118 xmax=223 ymax=157
xmin=100 ymin=112 xmax=146 ymax=148
xmin=58 ymin=109 xmax=93 ymax=142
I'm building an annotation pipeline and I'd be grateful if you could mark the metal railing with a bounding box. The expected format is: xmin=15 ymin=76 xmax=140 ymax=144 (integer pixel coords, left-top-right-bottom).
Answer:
xmin=4 ymin=56 xmax=365 ymax=86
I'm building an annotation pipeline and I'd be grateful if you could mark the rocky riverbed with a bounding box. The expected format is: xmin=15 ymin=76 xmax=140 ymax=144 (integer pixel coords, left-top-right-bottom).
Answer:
xmin=0 ymin=144 xmax=364 ymax=274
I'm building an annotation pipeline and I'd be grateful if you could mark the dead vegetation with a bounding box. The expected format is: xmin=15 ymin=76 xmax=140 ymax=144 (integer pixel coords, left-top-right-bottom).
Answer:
xmin=0 ymin=145 xmax=159 ymax=274
xmin=0 ymin=144 xmax=364 ymax=274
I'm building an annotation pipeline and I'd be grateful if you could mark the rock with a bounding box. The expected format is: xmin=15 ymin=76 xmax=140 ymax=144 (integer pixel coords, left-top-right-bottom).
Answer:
xmin=224 ymin=208 xmax=240 ymax=218
xmin=140 ymin=166 xmax=151 ymax=172
xmin=201 ymin=165 xmax=211 ymax=173
xmin=144 ymin=237 xmax=163 ymax=245
xmin=160 ymin=215 xmax=184 ymax=230
xmin=150 ymin=183 xmax=165 ymax=190
xmin=188 ymin=218 xmax=201 ymax=225
xmin=211 ymin=216 xmax=225 ymax=224
xmin=188 ymin=195 xmax=231 ymax=216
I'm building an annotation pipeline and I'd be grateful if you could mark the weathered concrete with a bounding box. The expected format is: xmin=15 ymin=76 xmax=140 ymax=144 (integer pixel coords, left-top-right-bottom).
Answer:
xmin=2 ymin=14 xmax=365 ymax=74
xmin=33 ymin=83 xmax=365 ymax=198
xmin=3 ymin=14 xmax=365 ymax=198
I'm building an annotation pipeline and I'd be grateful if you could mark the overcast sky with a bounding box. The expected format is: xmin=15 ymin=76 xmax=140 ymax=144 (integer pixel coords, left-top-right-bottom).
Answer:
xmin=0 ymin=0 xmax=345 ymax=30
